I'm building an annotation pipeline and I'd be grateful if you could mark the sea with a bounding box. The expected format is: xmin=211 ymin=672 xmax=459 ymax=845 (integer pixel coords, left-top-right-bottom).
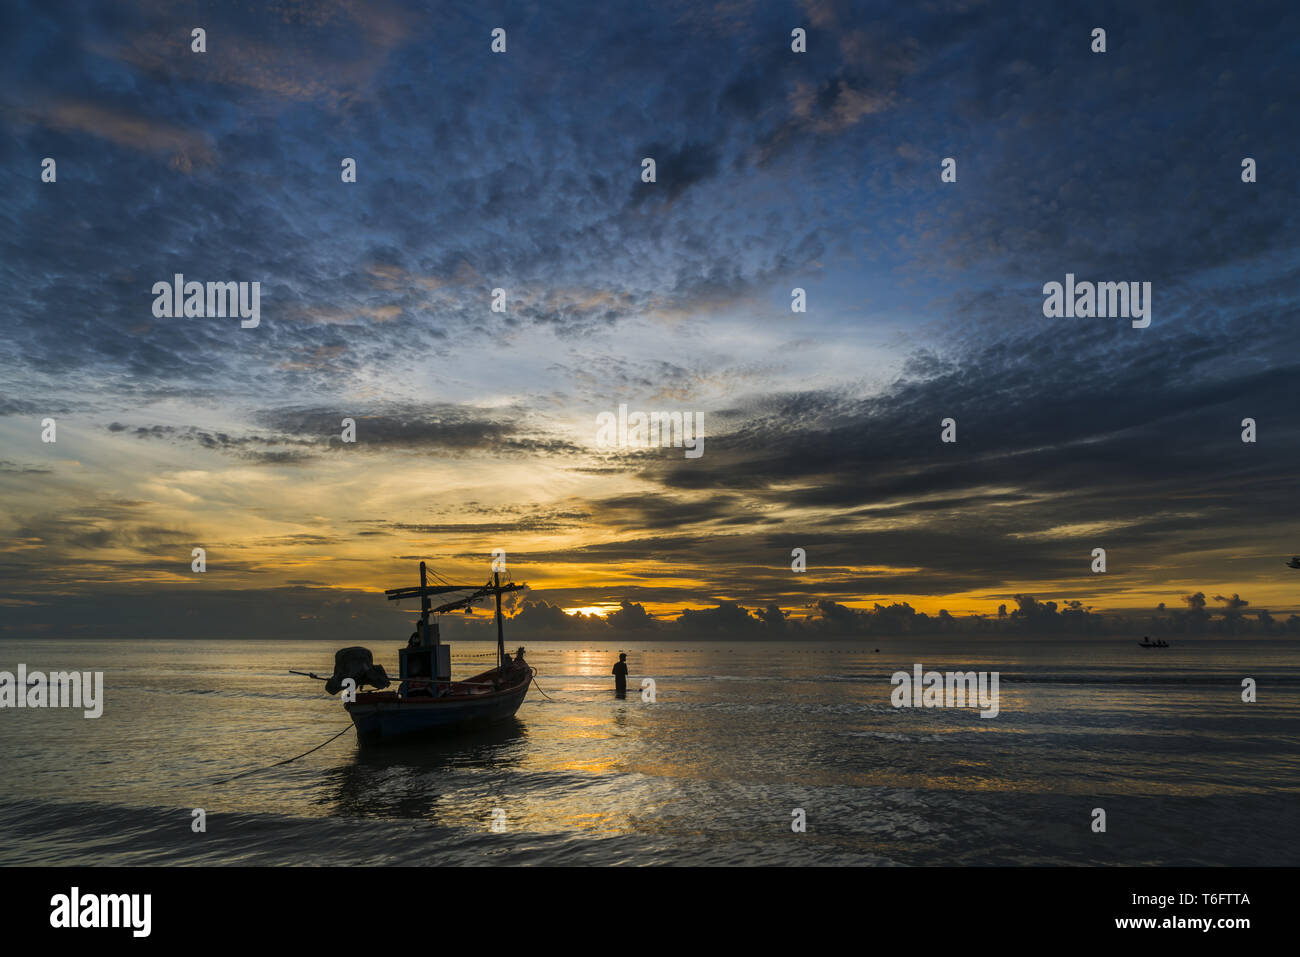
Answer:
xmin=0 ymin=638 xmax=1297 ymax=866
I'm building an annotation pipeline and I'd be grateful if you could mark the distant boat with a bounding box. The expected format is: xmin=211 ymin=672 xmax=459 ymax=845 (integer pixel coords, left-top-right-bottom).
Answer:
xmin=1138 ymin=636 xmax=1169 ymax=648
xmin=1287 ymin=556 xmax=1300 ymax=569
xmin=294 ymin=561 xmax=531 ymax=743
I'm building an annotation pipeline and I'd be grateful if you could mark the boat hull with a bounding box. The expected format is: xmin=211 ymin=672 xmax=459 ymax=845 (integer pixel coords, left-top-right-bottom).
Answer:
xmin=345 ymin=669 xmax=530 ymax=742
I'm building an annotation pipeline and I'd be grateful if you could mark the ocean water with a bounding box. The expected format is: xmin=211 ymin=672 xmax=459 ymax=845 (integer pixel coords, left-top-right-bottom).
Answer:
xmin=0 ymin=637 xmax=1297 ymax=866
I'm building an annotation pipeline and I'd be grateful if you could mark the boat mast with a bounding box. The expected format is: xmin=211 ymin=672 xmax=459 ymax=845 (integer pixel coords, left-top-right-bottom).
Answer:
xmin=420 ymin=561 xmax=432 ymax=644
xmin=386 ymin=562 xmax=525 ymax=670
xmin=494 ymin=570 xmax=505 ymax=669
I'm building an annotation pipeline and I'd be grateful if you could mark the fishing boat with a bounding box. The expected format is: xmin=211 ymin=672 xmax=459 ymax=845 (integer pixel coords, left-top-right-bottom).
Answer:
xmin=1138 ymin=636 xmax=1169 ymax=648
xmin=295 ymin=561 xmax=531 ymax=743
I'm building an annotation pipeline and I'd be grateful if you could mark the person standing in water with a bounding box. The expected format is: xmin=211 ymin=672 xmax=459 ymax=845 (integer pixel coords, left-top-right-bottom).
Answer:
xmin=612 ymin=653 xmax=628 ymax=695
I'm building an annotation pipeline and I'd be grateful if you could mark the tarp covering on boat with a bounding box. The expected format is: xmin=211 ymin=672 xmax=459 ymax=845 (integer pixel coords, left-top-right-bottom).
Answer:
xmin=325 ymin=646 xmax=391 ymax=695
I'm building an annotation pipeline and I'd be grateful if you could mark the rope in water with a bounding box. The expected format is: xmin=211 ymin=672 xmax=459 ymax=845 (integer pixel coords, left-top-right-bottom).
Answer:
xmin=208 ymin=724 xmax=354 ymax=786
xmin=529 ymin=667 xmax=555 ymax=700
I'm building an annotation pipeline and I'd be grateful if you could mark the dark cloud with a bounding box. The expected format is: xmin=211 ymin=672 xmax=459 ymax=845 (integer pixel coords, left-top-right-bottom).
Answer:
xmin=0 ymin=460 xmax=52 ymax=474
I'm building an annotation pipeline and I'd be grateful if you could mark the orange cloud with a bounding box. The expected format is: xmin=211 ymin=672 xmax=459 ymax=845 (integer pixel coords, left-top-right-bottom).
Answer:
xmin=31 ymin=100 xmax=215 ymax=170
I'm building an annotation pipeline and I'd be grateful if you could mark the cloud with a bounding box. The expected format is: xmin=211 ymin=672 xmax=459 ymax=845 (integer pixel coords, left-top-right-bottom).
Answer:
xmin=24 ymin=100 xmax=215 ymax=169
xmin=2 ymin=0 xmax=1298 ymax=632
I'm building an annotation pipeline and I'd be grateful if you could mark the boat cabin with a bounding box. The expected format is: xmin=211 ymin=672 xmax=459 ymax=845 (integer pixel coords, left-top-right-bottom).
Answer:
xmin=401 ymin=620 xmax=451 ymax=696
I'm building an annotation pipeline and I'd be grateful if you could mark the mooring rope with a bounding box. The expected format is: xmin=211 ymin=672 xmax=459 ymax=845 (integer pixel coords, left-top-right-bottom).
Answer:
xmin=208 ymin=724 xmax=354 ymax=786
xmin=529 ymin=666 xmax=555 ymax=700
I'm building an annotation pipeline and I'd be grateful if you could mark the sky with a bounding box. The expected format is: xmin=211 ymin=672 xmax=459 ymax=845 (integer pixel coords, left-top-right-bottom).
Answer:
xmin=1 ymin=0 xmax=1298 ymax=639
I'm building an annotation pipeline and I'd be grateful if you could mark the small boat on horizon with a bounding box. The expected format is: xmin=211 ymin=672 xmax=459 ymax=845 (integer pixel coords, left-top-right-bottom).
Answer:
xmin=294 ymin=561 xmax=532 ymax=743
xmin=1138 ymin=636 xmax=1170 ymax=648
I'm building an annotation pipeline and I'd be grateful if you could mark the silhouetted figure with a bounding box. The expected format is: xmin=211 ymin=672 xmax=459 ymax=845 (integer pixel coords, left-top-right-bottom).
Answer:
xmin=612 ymin=653 xmax=628 ymax=695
